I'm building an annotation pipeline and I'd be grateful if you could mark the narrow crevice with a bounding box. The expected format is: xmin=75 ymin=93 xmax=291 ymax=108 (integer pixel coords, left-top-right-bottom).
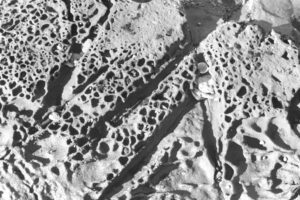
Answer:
xmin=230 ymin=177 xmax=244 ymax=200
xmin=99 ymin=0 xmax=113 ymax=25
xmin=226 ymin=141 xmax=247 ymax=200
xmin=199 ymin=100 xmax=223 ymax=194
xmin=82 ymin=0 xmax=114 ymax=43
xmin=199 ymin=101 xmax=221 ymax=171
xmin=287 ymin=89 xmax=300 ymax=137
xmin=131 ymin=141 xmax=182 ymax=197
xmin=33 ymin=63 xmax=75 ymax=123
xmin=130 ymin=183 xmax=156 ymax=199
xmin=109 ymin=38 xmax=193 ymax=126
xmin=77 ymin=23 xmax=192 ymax=97
xmin=88 ymin=23 xmax=193 ymax=140
xmin=227 ymin=119 xmax=243 ymax=139
xmin=61 ymin=0 xmax=74 ymax=22
xmin=265 ymin=120 xmax=291 ymax=150
xmin=245 ymin=185 xmax=259 ymax=199
xmin=270 ymin=163 xmax=283 ymax=194
xmin=98 ymin=94 xmax=197 ymax=200
xmin=42 ymin=64 xmax=75 ymax=107
xmin=72 ymin=65 xmax=109 ymax=95
xmin=290 ymin=187 xmax=300 ymax=200
xmin=148 ymin=164 xmax=179 ymax=186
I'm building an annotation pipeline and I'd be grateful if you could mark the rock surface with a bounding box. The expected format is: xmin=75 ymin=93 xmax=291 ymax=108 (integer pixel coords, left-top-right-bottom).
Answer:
xmin=0 ymin=0 xmax=300 ymax=200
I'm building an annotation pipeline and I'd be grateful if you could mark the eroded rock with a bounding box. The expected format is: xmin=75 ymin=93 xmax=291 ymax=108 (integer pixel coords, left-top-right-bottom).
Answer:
xmin=1 ymin=0 xmax=300 ymax=200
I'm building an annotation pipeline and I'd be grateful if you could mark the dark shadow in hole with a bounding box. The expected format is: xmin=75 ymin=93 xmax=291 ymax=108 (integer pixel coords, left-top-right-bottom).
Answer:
xmin=243 ymin=135 xmax=266 ymax=150
xmin=42 ymin=63 xmax=75 ymax=107
xmin=99 ymin=0 xmax=113 ymax=25
xmin=270 ymin=163 xmax=283 ymax=194
xmin=227 ymin=119 xmax=242 ymax=139
xmin=287 ymin=89 xmax=300 ymax=137
xmin=61 ymin=0 xmax=74 ymax=21
xmin=265 ymin=119 xmax=291 ymax=150
xmin=225 ymin=141 xmax=247 ymax=200
xmin=245 ymin=185 xmax=259 ymax=200
xmin=225 ymin=141 xmax=246 ymax=167
xmin=98 ymin=94 xmax=197 ymax=200
xmin=271 ymin=96 xmax=283 ymax=109
xmin=250 ymin=122 xmax=262 ymax=132
xmin=88 ymin=23 xmax=193 ymax=144
xmin=224 ymin=163 xmax=234 ymax=180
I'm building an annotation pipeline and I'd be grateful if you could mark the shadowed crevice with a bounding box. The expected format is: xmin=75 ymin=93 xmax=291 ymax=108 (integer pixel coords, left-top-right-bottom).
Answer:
xmin=88 ymin=23 xmax=194 ymax=141
xmin=200 ymin=101 xmax=220 ymax=171
xmin=98 ymin=94 xmax=197 ymax=200
xmin=99 ymin=0 xmax=113 ymax=25
xmin=61 ymin=0 xmax=74 ymax=21
xmin=287 ymin=89 xmax=300 ymax=137
xmin=33 ymin=63 xmax=74 ymax=122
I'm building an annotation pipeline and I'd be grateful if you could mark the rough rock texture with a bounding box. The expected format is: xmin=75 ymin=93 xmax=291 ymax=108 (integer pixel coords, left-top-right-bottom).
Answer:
xmin=239 ymin=0 xmax=300 ymax=46
xmin=1 ymin=0 xmax=300 ymax=200
xmin=201 ymin=21 xmax=300 ymax=200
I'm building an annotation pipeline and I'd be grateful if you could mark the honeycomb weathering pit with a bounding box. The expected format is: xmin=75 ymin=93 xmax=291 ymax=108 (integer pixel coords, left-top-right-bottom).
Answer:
xmin=1 ymin=0 xmax=300 ymax=199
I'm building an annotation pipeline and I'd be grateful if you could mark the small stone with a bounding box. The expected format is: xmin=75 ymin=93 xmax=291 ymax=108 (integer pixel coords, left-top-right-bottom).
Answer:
xmin=197 ymin=62 xmax=208 ymax=74
xmin=49 ymin=112 xmax=60 ymax=123
xmin=82 ymin=39 xmax=92 ymax=54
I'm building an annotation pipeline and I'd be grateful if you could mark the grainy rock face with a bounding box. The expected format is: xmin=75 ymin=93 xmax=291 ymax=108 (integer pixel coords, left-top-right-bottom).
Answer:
xmin=201 ymin=21 xmax=300 ymax=200
xmin=1 ymin=0 xmax=300 ymax=200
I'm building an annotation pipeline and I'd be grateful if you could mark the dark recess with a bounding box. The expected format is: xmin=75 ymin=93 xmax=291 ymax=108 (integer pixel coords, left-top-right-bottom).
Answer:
xmin=287 ymin=89 xmax=300 ymax=136
xmin=98 ymin=94 xmax=197 ymax=199
xmin=87 ymin=23 xmax=193 ymax=141
xmin=61 ymin=0 xmax=74 ymax=21
xmin=271 ymin=96 xmax=283 ymax=109
xmin=243 ymin=135 xmax=266 ymax=150
xmin=224 ymin=163 xmax=234 ymax=180
xmin=42 ymin=63 xmax=74 ymax=107
xmin=227 ymin=119 xmax=242 ymax=139
xmin=99 ymin=0 xmax=113 ymax=25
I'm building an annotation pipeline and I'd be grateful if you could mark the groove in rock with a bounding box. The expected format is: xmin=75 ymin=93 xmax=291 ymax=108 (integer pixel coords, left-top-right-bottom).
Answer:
xmin=98 ymin=94 xmax=197 ymax=200
xmin=199 ymin=101 xmax=223 ymax=190
xmin=88 ymin=23 xmax=194 ymax=140
xmin=33 ymin=63 xmax=75 ymax=123
xmin=99 ymin=0 xmax=113 ymax=25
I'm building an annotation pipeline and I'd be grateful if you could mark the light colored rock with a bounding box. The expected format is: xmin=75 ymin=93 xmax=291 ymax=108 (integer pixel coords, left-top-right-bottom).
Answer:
xmin=1 ymin=0 xmax=300 ymax=200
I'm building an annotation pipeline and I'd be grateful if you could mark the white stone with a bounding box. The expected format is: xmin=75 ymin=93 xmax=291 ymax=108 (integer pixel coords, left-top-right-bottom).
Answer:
xmin=49 ymin=112 xmax=60 ymax=123
xmin=82 ymin=39 xmax=92 ymax=54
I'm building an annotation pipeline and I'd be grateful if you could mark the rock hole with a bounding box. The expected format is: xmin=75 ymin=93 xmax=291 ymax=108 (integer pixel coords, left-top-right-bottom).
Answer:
xmin=106 ymin=173 xmax=114 ymax=181
xmin=237 ymin=86 xmax=247 ymax=98
xmin=119 ymin=156 xmax=128 ymax=166
xmin=99 ymin=142 xmax=110 ymax=154
xmin=225 ymin=141 xmax=246 ymax=166
xmin=13 ymin=167 xmax=25 ymax=180
xmin=224 ymin=163 xmax=234 ymax=180
xmin=51 ymin=167 xmax=60 ymax=175
xmin=224 ymin=105 xmax=236 ymax=114
xmin=272 ymin=96 xmax=283 ymax=109
xmin=72 ymin=152 xmax=84 ymax=161
xmin=225 ymin=115 xmax=232 ymax=123
xmin=282 ymin=51 xmax=289 ymax=60
xmin=243 ymin=135 xmax=266 ymax=150
xmin=261 ymin=84 xmax=268 ymax=96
